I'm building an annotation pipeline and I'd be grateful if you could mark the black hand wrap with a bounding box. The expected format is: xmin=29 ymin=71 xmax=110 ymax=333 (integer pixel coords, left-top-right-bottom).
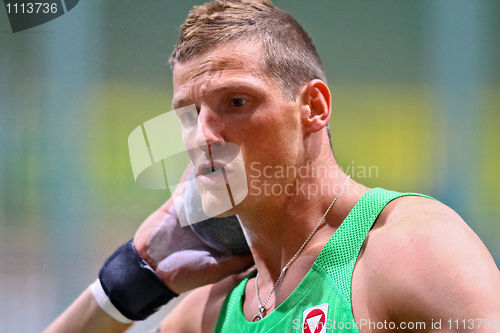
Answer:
xmin=98 ymin=239 xmax=178 ymax=321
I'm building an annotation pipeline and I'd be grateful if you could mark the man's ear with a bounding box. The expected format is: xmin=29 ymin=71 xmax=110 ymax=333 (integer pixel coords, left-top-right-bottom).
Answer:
xmin=300 ymin=80 xmax=331 ymax=133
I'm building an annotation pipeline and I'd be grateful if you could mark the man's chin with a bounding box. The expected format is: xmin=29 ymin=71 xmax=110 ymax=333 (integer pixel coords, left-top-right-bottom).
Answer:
xmin=196 ymin=178 xmax=248 ymax=218
xmin=210 ymin=209 xmax=238 ymax=218
xmin=199 ymin=190 xmax=235 ymax=218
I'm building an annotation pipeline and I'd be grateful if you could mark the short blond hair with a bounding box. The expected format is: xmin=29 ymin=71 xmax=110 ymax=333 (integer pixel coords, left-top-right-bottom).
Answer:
xmin=169 ymin=0 xmax=327 ymax=100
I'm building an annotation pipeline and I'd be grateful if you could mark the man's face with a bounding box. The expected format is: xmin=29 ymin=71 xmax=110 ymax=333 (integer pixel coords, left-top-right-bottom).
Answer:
xmin=172 ymin=40 xmax=303 ymax=216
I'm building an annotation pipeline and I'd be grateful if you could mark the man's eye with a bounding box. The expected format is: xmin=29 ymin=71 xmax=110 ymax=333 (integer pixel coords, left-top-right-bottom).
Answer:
xmin=230 ymin=98 xmax=247 ymax=107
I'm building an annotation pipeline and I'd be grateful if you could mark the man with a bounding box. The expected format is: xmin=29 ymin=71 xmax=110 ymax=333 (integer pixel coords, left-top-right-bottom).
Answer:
xmin=47 ymin=1 xmax=500 ymax=332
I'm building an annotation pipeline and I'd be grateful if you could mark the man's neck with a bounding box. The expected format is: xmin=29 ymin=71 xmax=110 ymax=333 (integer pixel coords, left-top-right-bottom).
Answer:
xmin=237 ymin=158 xmax=369 ymax=285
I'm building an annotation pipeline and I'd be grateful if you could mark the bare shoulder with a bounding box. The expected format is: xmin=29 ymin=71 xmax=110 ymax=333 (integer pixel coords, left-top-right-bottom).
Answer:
xmin=158 ymin=270 xmax=250 ymax=333
xmin=357 ymin=195 xmax=500 ymax=323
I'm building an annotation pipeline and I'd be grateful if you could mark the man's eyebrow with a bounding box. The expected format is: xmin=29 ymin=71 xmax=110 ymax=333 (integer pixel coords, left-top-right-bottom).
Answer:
xmin=209 ymin=80 xmax=262 ymax=93
xmin=173 ymin=80 xmax=264 ymax=109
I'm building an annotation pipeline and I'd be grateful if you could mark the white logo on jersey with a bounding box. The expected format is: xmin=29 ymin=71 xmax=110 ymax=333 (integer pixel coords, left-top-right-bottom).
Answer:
xmin=302 ymin=303 xmax=329 ymax=333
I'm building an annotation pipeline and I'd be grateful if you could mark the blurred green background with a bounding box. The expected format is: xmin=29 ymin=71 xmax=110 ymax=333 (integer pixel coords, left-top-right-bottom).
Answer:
xmin=1 ymin=0 xmax=499 ymax=331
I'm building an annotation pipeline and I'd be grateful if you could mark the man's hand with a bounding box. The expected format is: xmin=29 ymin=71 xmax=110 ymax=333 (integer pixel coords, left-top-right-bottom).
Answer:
xmin=133 ymin=186 xmax=253 ymax=294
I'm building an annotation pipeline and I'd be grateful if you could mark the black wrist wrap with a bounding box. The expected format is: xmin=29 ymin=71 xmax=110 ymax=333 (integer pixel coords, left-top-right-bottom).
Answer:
xmin=98 ymin=239 xmax=178 ymax=321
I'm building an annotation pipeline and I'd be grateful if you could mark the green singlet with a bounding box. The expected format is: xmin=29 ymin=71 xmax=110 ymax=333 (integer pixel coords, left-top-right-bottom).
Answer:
xmin=215 ymin=188 xmax=433 ymax=333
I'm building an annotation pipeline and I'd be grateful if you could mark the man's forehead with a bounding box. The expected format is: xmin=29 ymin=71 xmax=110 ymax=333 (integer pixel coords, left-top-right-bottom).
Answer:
xmin=173 ymin=40 xmax=263 ymax=82
xmin=174 ymin=57 xmax=246 ymax=82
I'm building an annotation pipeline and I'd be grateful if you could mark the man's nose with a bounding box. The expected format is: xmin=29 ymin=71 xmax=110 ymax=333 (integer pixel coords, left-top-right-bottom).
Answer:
xmin=195 ymin=105 xmax=224 ymax=149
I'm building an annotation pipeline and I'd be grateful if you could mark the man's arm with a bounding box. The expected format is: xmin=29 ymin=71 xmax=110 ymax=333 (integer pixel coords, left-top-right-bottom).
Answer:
xmin=158 ymin=270 xmax=250 ymax=333
xmin=364 ymin=196 xmax=500 ymax=332
xmin=44 ymin=286 xmax=132 ymax=333
xmin=45 ymin=186 xmax=252 ymax=332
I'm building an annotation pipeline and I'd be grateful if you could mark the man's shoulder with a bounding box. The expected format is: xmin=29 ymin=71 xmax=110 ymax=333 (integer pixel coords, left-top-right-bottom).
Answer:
xmin=365 ymin=193 xmax=479 ymax=275
xmin=372 ymin=192 xmax=465 ymax=242
xmin=359 ymin=193 xmax=464 ymax=268
xmin=356 ymin=193 xmax=500 ymax=322
xmin=159 ymin=270 xmax=250 ymax=333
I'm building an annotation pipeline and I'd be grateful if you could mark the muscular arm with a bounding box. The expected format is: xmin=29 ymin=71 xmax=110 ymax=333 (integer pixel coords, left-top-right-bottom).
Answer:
xmin=45 ymin=202 xmax=251 ymax=332
xmin=364 ymin=197 xmax=500 ymax=332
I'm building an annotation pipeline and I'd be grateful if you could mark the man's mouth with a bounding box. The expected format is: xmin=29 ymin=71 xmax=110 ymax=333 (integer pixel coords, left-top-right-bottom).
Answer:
xmin=196 ymin=162 xmax=226 ymax=177
xmin=194 ymin=160 xmax=236 ymax=207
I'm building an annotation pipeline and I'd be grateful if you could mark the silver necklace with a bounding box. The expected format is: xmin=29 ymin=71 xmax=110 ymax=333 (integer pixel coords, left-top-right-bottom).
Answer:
xmin=252 ymin=175 xmax=351 ymax=321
